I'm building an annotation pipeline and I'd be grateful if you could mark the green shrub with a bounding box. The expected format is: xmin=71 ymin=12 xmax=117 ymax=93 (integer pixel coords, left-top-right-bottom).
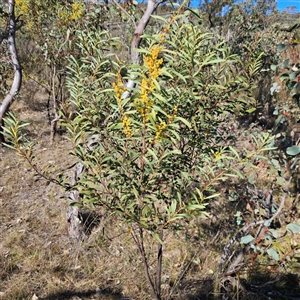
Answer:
xmin=63 ymin=13 xmax=271 ymax=299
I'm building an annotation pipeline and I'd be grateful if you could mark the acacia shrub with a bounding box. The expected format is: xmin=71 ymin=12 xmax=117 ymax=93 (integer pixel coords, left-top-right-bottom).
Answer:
xmin=63 ymin=12 xmax=273 ymax=299
xmin=3 ymin=5 xmax=300 ymax=299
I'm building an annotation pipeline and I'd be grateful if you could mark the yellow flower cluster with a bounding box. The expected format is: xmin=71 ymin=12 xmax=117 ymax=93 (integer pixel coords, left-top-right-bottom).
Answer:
xmin=59 ymin=10 xmax=69 ymax=24
xmin=122 ymin=115 xmax=132 ymax=137
xmin=70 ymin=2 xmax=84 ymax=21
xmin=154 ymin=105 xmax=178 ymax=142
xmin=15 ymin=0 xmax=29 ymax=14
xmin=113 ymin=71 xmax=132 ymax=137
xmin=135 ymin=78 xmax=154 ymax=120
xmin=135 ymin=46 xmax=163 ymax=122
xmin=58 ymin=1 xmax=84 ymax=25
xmin=167 ymin=105 xmax=178 ymax=124
xmin=155 ymin=121 xmax=167 ymax=141
xmin=214 ymin=151 xmax=221 ymax=161
xmin=112 ymin=71 xmax=125 ymax=109
xmin=144 ymin=46 xmax=163 ymax=83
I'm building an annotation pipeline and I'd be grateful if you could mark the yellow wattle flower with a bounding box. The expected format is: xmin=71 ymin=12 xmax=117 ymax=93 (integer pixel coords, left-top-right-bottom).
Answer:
xmin=122 ymin=115 xmax=132 ymax=137
xmin=155 ymin=121 xmax=167 ymax=142
xmin=214 ymin=152 xmax=221 ymax=161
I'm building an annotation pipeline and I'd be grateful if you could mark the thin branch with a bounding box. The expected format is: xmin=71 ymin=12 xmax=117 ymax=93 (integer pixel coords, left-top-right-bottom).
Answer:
xmin=122 ymin=0 xmax=166 ymax=100
xmin=156 ymin=231 xmax=163 ymax=296
xmin=111 ymin=0 xmax=136 ymax=28
xmin=131 ymin=226 xmax=160 ymax=300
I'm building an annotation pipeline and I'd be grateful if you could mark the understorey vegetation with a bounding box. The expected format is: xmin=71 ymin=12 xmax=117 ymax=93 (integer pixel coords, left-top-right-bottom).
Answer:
xmin=1 ymin=0 xmax=300 ymax=299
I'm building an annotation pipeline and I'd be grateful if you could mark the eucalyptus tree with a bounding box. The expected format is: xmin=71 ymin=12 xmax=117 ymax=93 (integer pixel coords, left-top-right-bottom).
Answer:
xmin=0 ymin=0 xmax=21 ymax=143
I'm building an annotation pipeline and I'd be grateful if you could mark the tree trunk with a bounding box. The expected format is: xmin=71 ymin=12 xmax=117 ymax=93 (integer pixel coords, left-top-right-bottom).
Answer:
xmin=66 ymin=162 xmax=86 ymax=241
xmin=0 ymin=0 xmax=22 ymax=144
xmin=50 ymin=65 xmax=60 ymax=143
xmin=122 ymin=0 xmax=166 ymax=99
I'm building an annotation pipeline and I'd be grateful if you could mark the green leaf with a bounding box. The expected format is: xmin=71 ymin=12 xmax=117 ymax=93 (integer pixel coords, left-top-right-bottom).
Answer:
xmin=230 ymin=169 xmax=244 ymax=179
xmin=240 ymin=235 xmax=254 ymax=244
xmin=287 ymin=223 xmax=300 ymax=233
xmin=268 ymin=229 xmax=278 ymax=239
xmin=2 ymin=143 xmax=17 ymax=150
xmin=273 ymin=107 xmax=279 ymax=115
xmin=152 ymin=92 xmax=168 ymax=103
xmin=267 ymin=249 xmax=279 ymax=261
xmin=170 ymin=199 xmax=177 ymax=214
xmin=270 ymin=64 xmax=277 ymax=71
xmin=160 ymin=68 xmax=174 ymax=78
xmin=171 ymin=70 xmax=187 ymax=82
xmin=134 ymin=48 xmax=151 ymax=54
xmin=203 ymin=193 xmax=220 ymax=200
xmin=277 ymin=43 xmax=287 ymax=51
xmin=246 ymin=107 xmax=256 ymax=113
xmin=283 ymin=59 xmax=289 ymax=68
xmin=203 ymin=58 xmax=226 ymax=65
xmin=248 ymin=173 xmax=255 ymax=184
xmin=147 ymin=148 xmax=159 ymax=161
xmin=181 ymin=171 xmax=190 ymax=180
xmin=270 ymin=159 xmax=281 ymax=169
xmin=152 ymin=233 xmax=163 ymax=244
xmin=290 ymin=71 xmax=297 ymax=80
xmin=228 ymin=146 xmax=240 ymax=159
xmin=185 ymin=204 xmax=208 ymax=211
xmin=286 ymin=145 xmax=300 ymax=156
xmin=150 ymin=15 xmax=168 ymax=22
xmin=280 ymin=74 xmax=289 ymax=82
xmin=272 ymin=241 xmax=285 ymax=253
xmin=174 ymin=117 xmax=191 ymax=128
xmin=161 ymin=149 xmax=181 ymax=160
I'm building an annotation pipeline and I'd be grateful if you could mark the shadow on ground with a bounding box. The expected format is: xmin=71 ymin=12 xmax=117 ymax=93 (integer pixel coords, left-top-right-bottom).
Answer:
xmin=41 ymin=287 xmax=125 ymax=300
xmin=180 ymin=272 xmax=300 ymax=300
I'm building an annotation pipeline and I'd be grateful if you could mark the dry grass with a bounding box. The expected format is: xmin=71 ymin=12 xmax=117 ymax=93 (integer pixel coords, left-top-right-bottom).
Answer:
xmin=1 ymin=83 xmax=300 ymax=300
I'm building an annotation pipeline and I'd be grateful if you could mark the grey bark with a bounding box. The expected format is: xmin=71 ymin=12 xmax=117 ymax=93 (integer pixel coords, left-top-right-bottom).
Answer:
xmin=122 ymin=0 xmax=165 ymax=99
xmin=0 ymin=0 xmax=22 ymax=143
xmin=67 ymin=162 xmax=86 ymax=241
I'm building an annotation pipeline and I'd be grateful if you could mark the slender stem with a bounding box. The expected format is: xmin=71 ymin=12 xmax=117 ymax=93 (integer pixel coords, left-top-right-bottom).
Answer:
xmin=156 ymin=231 xmax=163 ymax=297
xmin=50 ymin=65 xmax=58 ymax=142
xmin=111 ymin=0 xmax=136 ymax=28
xmin=131 ymin=226 xmax=160 ymax=300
